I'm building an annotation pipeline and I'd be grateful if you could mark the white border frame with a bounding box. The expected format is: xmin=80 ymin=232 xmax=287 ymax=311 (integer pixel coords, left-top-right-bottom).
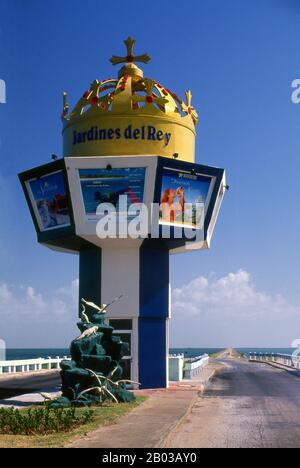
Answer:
xmin=206 ymin=172 xmax=226 ymax=246
xmin=65 ymin=156 xmax=158 ymax=241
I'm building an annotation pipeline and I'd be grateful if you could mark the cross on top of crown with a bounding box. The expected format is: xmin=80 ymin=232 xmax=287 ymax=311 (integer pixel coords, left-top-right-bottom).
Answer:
xmin=110 ymin=37 xmax=151 ymax=66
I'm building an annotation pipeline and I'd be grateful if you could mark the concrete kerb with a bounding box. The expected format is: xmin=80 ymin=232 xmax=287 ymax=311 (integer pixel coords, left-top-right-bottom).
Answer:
xmin=155 ymin=391 xmax=199 ymax=448
xmin=250 ymin=359 xmax=300 ymax=377
xmin=158 ymin=363 xmax=225 ymax=448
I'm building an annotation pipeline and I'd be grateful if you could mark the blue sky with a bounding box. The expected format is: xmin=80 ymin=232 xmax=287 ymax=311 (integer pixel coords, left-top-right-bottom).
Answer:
xmin=0 ymin=0 xmax=300 ymax=347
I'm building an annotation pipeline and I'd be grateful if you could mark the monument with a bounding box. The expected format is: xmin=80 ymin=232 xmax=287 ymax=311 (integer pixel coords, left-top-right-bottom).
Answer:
xmin=49 ymin=298 xmax=136 ymax=407
xmin=19 ymin=37 xmax=226 ymax=389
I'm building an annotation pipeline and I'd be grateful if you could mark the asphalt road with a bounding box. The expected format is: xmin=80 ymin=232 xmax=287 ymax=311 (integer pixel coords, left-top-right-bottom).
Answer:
xmin=0 ymin=371 xmax=61 ymax=399
xmin=165 ymin=359 xmax=300 ymax=448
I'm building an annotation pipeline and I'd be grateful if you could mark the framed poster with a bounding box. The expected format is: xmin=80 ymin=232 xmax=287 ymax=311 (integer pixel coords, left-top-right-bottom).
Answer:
xmin=78 ymin=167 xmax=146 ymax=221
xmin=159 ymin=167 xmax=214 ymax=229
xmin=25 ymin=170 xmax=71 ymax=231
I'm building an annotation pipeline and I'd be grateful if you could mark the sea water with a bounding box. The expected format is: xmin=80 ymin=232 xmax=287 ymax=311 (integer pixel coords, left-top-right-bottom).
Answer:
xmin=4 ymin=347 xmax=297 ymax=361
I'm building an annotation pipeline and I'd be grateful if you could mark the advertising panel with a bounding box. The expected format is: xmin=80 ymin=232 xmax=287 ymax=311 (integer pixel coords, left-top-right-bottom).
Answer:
xmin=159 ymin=167 xmax=212 ymax=228
xmin=79 ymin=167 xmax=146 ymax=221
xmin=26 ymin=171 xmax=71 ymax=231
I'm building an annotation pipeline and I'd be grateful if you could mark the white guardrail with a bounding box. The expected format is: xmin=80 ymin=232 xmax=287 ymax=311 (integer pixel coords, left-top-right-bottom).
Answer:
xmin=169 ymin=353 xmax=210 ymax=381
xmin=0 ymin=356 xmax=70 ymax=374
xmin=249 ymin=353 xmax=300 ymax=370
xmin=169 ymin=354 xmax=185 ymax=381
xmin=183 ymin=354 xmax=210 ymax=379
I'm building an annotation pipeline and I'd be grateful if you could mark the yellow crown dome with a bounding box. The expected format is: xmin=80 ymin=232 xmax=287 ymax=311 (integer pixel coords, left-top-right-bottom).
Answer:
xmin=62 ymin=37 xmax=198 ymax=162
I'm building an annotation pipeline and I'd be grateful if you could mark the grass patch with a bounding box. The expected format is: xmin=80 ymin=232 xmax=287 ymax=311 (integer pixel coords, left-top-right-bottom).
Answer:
xmin=229 ymin=349 xmax=244 ymax=359
xmin=209 ymin=349 xmax=226 ymax=358
xmin=0 ymin=407 xmax=93 ymax=435
xmin=209 ymin=348 xmax=245 ymax=359
xmin=0 ymin=396 xmax=147 ymax=448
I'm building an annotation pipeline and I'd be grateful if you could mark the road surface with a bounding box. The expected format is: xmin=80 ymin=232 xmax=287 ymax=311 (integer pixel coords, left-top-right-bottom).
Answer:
xmin=0 ymin=371 xmax=61 ymax=399
xmin=165 ymin=359 xmax=300 ymax=448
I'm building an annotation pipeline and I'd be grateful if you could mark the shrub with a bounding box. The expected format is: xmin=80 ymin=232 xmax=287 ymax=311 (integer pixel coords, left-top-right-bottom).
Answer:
xmin=0 ymin=407 xmax=94 ymax=435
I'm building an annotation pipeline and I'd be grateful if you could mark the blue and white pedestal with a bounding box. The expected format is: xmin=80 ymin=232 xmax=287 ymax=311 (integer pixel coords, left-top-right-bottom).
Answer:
xmin=79 ymin=240 xmax=170 ymax=389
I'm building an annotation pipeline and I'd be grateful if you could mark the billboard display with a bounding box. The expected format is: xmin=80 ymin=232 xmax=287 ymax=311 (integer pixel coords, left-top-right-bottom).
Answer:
xmin=159 ymin=167 xmax=213 ymax=228
xmin=26 ymin=170 xmax=71 ymax=231
xmin=79 ymin=167 xmax=146 ymax=221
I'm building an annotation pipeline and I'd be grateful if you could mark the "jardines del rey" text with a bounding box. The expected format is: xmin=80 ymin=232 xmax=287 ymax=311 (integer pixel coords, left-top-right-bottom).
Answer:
xmin=73 ymin=124 xmax=172 ymax=146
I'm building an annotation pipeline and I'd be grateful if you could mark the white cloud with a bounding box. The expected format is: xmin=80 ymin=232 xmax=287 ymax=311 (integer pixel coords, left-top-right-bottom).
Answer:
xmin=170 ymin=270 xmax=300 ymax=347
xmin=56 ymin=279 xmax=79 ymax=299
xmin=0 ymin=279 xmax=79 ymax=321
xmin=172 ymin=269 xmax=299 ymax=320
xmin=1 ymin=270 xmax=298 ymax=348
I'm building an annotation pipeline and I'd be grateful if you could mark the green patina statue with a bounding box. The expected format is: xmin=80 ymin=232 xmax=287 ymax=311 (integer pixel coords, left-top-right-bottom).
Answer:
xmin=50 ymin=297 xmax=138 ymax=408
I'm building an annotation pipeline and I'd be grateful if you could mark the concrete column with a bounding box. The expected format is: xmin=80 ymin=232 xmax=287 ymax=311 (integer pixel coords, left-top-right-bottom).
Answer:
xmin=79 ymin=240 xmax=170 ymax=389
xmin=139 ymin=241 xmax=170 ymax=389
xmin=79 ymin=246 xmax=102 ymax=316
xmin=47 ymin=357 xmax=52 ymax=370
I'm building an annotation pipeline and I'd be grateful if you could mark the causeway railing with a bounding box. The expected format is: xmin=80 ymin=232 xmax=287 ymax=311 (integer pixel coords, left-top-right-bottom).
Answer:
xmin=169 ymin=353 xmax=185 ymax=381
xmin=0 ymin=356 xmax=70 ymax=374
xmin=183 ymin=354 xmax=210 ymax=379
xmin=249 ymin=352 xmax=300 ymax=370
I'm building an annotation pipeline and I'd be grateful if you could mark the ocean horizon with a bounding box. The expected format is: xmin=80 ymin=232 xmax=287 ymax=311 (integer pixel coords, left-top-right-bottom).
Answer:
xmin=3 ymin=347 xmax=297 ymax=361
